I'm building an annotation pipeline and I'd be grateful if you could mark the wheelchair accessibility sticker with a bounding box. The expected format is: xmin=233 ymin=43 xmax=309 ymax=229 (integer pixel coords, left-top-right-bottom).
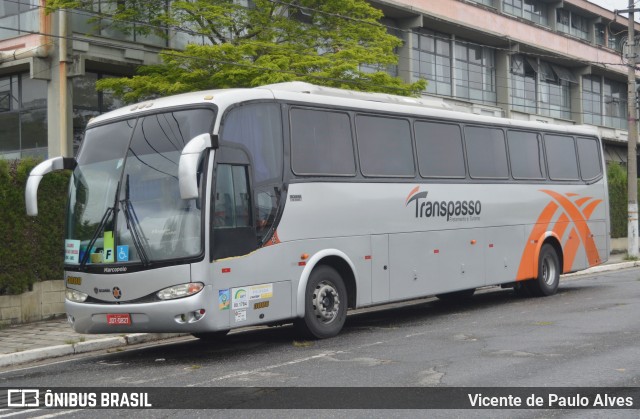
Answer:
xmin=117 ymin=245 xmax=129 ymax=262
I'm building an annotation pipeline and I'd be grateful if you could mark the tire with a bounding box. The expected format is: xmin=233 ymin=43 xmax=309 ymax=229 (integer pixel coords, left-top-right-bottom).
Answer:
xmin=436 ymin=288 xmax=475 ymax=302
xmin=295 ymin=265 xmax=348 ymax=339
xmin=192 ymin=330 xmax=229 ymax=342
xmin=519 ymin=243 xmax=560 ymax=297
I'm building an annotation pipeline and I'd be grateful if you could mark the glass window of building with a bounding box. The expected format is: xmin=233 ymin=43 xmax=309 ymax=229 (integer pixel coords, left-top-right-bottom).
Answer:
xmin=454 ymin=40 xmax=497 ymax=104
xmin=608 ymin=30 xmax=623 ymax=51
xmin=557 ymin=9 xmax=588 ymax=40
xmin=538 ymin=62 xmax=571 ymax=120
xmin=595 ymin=24 xmax=606 ymax=46
xmin=0 ymin=73 xmax=47 ymax=159
xmin=556 ymin=9 xmax=570 ymax=33
xmin=0 ymin=0 xmax=39 ymax=39
xmin=582 ymin=75 xmax=626 ymax=130
xmin=511 ymin=55 xmax=573 ymax=120
xmin=511 ymin=55 xmax=537 ymax=114
xmin=604 ymin=79 xmax=627 ymax=130
xmin=413 ymin=31 xmax=497 ymax=105
xmin=570 ymin=14 xmax=588 ymax=40
xmin=582 ymin=75 xmax=602 ymax=126
xmin=70 ymin=1 xmax=168 ymax=47
xmin=412 ymin=30 xmax=452 ymax=96
xmin=504 ymin=0 xmax=548 ymax=26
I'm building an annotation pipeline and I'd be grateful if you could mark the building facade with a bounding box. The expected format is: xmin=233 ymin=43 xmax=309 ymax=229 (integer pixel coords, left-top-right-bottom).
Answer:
xmin=0 ymin=0 xmax=637 ymax=163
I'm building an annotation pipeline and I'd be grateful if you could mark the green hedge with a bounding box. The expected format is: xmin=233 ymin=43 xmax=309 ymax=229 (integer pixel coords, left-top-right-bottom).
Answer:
xmin=0 ymin=159 xmax=69 ymax=295
xmin=607 ymin=163 xmax=627 ymax=239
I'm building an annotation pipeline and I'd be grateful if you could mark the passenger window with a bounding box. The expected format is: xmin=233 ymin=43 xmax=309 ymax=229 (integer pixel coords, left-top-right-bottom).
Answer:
xmin=508 ymin=131 xmax=545 ymax=180
xmin=577 ymin=137 xmax=602 ymax=181
xmin=465 ymin=126 xmax=509 ymax=179
xmin=545 ymin=135 xmax=579 ymax=180
xmin=290 ymin=108 xmax=356 ymax=176
xmin=356 ymin=115 xmax=414 ymax=177
xmin=415 ymin=121 xmax=465 ymax=178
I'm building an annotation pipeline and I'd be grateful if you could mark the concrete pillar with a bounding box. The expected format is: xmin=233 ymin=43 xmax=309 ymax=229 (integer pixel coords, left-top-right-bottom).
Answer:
xmin=495 ymin=45 xmax=516 ymax=118
xmin=397 ymin=15 xmax=423 ymax=86
xmin=571 ymin=66 xmax=592 ymax=124
xmin=547 ymin=1 xmax=564 ymax=32
xmin=47 ymin=10 xmax=73 ymax=158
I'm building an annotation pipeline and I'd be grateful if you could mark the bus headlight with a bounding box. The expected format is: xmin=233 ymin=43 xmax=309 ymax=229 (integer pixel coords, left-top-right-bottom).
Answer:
xmin=66 ymin=288 xmax=88 ymax=303
xmin=157 ymin=282 xmax=204 ymax=300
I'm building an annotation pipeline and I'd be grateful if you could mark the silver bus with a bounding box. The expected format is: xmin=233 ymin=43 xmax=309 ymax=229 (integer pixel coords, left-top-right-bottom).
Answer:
xmin=26 ymin=82 xmax=609 ymax=339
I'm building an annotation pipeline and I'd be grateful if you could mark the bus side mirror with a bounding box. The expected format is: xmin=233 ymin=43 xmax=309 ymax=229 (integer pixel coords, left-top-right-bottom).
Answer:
xmin=25 ymin=156 xmax=76 ymax=216
xmin=179 ymin=133 xmax=216 ymax=200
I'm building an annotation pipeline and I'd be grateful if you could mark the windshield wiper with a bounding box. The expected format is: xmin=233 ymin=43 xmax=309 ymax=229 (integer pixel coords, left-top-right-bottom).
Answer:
xmin=79 ymin=180 xmax=121 ymax=269
xmin=121 ymin=174 xmax=150 ymax=267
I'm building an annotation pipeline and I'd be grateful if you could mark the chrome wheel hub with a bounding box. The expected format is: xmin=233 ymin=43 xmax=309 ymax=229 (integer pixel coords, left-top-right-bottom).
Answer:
xmin=312 ymin=281 xmax=340 ymax=324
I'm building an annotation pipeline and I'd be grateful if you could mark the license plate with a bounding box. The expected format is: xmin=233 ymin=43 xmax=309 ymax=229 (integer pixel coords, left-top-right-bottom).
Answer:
xmin=106 ymin=314 xmax=131 ymax=325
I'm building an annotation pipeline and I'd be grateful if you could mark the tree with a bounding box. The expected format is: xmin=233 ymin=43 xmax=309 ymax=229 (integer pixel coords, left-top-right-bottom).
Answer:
xmin=48 ymin=0 xmax=426 ymax=102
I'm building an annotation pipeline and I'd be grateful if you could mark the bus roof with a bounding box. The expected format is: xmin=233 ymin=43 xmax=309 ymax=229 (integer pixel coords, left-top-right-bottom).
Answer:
xmin=88 ymin=82 xmax=599 ymax=138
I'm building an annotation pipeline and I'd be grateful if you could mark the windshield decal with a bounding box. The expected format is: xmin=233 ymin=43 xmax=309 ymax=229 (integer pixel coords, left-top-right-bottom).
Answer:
xmin=104 ymin=231 xmax=115 ymax=263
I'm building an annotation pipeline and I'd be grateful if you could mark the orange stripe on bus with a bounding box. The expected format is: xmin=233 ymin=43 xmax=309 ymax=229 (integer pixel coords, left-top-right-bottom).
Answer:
xmin=541 ymin=190 xmax=600 ymax=266
xmin=516 ymin=201 xmax=558 ymax=280
xmin=582 ymin=199 xmax=603 ymax=219
xmin=562 ymin=228 xmax=581 ymax=272
xmin=574 ymin=197 xmax=591 ymax=207
xmin=551 ymin=213 xmax=570 ymax=243
xmin=565 ymin=193 xmax=579 ymax=197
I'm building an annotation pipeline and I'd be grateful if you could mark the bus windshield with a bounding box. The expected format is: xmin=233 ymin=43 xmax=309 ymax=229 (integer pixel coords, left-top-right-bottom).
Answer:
xmin=66 ymin=108 xmax=216 ymax=266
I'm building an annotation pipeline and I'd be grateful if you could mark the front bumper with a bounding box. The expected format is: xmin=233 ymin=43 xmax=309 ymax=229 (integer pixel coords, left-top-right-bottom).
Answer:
xmin=66 ymin=285 xmax=226 ymax=334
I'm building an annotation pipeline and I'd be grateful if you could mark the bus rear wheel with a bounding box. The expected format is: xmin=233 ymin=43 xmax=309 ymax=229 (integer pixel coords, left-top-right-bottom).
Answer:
xmin=516 ymin=244 xmax=560 ymax=297
xmin=295 ymin=265 xmax=347 ymax=339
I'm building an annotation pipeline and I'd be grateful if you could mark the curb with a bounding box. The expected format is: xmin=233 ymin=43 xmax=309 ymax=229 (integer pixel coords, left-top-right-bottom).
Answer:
xmin=0 ymin=332 xmax=186 ymax=368
xmin=562 ymin=260 xmax=640 ymax=278
xmin=1 ymin=261 xmax=638 ymax=369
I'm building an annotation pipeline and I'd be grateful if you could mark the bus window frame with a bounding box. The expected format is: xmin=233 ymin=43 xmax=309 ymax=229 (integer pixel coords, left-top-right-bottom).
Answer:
xmin=506 ymin=129 xmax=547 ymax=181
xmin=354 ymin=112 xmax=416 ymax=179
xmin=463 ymin=124 xmax=511 ymax=180
xmin=289 ymin=106 xmax=358 ymax=178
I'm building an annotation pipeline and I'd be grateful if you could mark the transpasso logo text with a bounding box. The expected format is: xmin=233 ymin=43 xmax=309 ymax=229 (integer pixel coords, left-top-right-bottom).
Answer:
xmin=405 ymin=186 xmax=482 ymax=221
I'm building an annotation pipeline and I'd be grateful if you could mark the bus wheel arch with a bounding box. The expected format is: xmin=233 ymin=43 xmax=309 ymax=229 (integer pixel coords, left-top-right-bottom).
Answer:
xmin=543 ymin=236 xmax=563 ymax=275
xmin=530 ymin=233 xmax=563 ymax=279
xmin=295 ymin=251 xmax=357 ymax=338
xmin=517 ymin=237 xmax=562 ymax=297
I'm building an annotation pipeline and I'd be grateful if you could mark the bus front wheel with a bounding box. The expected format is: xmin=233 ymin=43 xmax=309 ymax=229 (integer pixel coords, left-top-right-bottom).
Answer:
xmin=295 ymin=265 xmax=347 ymax=339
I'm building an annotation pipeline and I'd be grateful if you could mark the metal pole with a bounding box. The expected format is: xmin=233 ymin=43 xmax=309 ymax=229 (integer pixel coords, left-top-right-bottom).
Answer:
xmin=627 ymin=0 xmax=639 ymax=257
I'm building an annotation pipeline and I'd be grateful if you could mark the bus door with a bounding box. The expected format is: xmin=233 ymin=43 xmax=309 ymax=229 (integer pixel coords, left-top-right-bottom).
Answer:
xmin=211 ymin=147 xmax=258 ymax=261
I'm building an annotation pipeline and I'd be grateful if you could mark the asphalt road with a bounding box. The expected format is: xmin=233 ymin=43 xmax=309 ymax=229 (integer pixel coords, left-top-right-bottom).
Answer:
xmin=1 ymin=268 xmax=639 ymax=418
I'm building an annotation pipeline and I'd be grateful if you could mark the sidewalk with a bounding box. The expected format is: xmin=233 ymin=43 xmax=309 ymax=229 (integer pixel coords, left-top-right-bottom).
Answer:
xmin=0 ymin=253 xmax=638 ymax=369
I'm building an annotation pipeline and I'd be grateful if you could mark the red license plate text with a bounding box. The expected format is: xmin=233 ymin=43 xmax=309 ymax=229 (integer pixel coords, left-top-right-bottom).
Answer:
xmin=106 ymin=314 xmax=131 ymax=325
